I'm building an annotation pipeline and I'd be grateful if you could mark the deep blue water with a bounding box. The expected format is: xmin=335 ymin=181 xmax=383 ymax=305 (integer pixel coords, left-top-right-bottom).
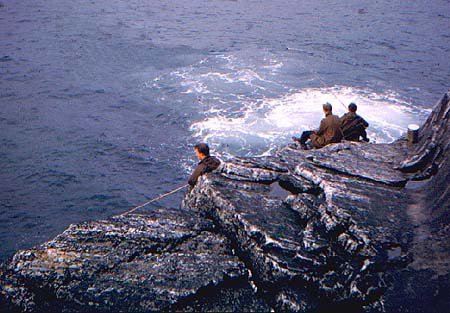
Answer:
xmin=0 ymin=0 xmax=449 ymax=262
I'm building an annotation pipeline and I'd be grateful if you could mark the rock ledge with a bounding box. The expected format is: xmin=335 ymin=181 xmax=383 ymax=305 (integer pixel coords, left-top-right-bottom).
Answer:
xmin=1 ymin=93 xmax=449 ymax=312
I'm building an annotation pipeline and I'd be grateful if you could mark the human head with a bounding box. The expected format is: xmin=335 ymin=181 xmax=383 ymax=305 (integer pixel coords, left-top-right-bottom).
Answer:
xmin=322 ymin=102 xmax=332 ymax=113
xmin=348 ymin=102 xmax=357 ymax=112
xmin=194 ymin=143 xmax=210 ymax=160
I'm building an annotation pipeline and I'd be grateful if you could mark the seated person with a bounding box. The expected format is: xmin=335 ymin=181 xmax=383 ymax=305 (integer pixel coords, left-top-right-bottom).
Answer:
xmin=292 ymin=103 xmax=343 ymax=149
xmin=188 ymin=143 xmax=221 ymax=186
xmin=340 ymin=102 xmax=369 ymax=142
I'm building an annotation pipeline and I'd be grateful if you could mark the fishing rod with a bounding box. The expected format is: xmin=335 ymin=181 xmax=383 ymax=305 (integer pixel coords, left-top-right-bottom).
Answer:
xmin=310 ymin=69 xmax=348 ymax=110
xmin=120 ymin=184 xmax=189 ymax=216
xmin=123 ymin=50 xmax=346 ymax=217
xmin=286 ymin=47 xmax=348 ymax=110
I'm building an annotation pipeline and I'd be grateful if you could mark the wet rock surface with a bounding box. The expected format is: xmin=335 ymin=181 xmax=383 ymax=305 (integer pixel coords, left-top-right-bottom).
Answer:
xmin=0 ymin=208 xmax=271 ymax=312
xmin=1 ymin=93 xmax=449 ymax=312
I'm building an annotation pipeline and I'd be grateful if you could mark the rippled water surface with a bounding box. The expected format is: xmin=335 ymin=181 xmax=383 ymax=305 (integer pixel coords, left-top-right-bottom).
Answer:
xmin=0 ymin=0 xmax=449 ymax=261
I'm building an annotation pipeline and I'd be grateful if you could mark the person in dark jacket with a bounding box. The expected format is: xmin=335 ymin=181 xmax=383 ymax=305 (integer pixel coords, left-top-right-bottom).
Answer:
xmin=188 ymin=143 xmax=221 ymax=186
xmin=292 ymin=103 xmax=343 ymax=149
xmin=340 ymin=103 xmax=369 ymax=142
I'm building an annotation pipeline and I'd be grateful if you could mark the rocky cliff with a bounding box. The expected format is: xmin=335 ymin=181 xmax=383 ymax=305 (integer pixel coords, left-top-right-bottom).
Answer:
xmin=1 ymin=93 xmax=449 ymax=312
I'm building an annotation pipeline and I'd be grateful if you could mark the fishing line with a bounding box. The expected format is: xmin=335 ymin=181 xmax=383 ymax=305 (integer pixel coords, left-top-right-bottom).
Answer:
xmin=120 ymin=184 xmax=189 ymax=216
xmin=286 ymin=47 xmax=349 ymax=110
xmin=121 ymin=49 xmax=348 ymax=218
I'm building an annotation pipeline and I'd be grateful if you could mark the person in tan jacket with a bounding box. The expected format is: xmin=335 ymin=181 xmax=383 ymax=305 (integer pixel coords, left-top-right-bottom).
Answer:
xmin=292 ymin=103 xmax=343 ymax=149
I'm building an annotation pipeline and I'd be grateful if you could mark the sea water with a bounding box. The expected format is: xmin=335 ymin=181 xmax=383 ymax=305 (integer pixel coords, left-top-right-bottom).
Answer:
xmin=0 ymin=0 xmax=448 ymax=261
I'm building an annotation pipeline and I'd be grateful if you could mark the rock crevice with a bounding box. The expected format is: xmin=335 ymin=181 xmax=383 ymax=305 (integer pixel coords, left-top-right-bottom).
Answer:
xmin=1 ymin=93 xmax=449 ymax=312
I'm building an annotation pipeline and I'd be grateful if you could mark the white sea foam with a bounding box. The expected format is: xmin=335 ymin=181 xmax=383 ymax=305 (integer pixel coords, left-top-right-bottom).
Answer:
xmin=148 ymin=52 xmax=430 ymax=157
xmin=190 ymin=86 xmax=429 ymax=156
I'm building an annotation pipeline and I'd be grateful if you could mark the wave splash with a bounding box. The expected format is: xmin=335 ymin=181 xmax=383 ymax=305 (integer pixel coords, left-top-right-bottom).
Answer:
xmin=150 ymin=52 xmax=430 ymax=158
xmin=192 ymin=86 xmax=429 ymax=157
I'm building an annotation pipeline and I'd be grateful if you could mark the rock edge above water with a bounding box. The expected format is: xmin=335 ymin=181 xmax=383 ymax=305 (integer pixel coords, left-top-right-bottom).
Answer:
xmin=1 ymin=93 xmax=449 ymax=312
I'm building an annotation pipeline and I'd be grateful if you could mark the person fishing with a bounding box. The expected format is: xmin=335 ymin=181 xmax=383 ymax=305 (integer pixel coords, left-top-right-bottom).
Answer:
xmin=292 ymin=102 xmax=343 ymax=149
xmin=188 ymin=143 xmax=221 ymax=186
xmin=121 ymin=143 xmax=219 ymax=215
xmin=340 ymin=102 xmax=370 ymax=142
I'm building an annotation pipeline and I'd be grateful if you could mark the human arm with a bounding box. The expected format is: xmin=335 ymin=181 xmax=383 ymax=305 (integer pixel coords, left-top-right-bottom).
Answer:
xmin=188 ymin=163 xmax=206 ymax=186
xmin=315 ymin=119 xmax=326 ymax=136
xmin=359 ymin=116 xmax=369 ymax=128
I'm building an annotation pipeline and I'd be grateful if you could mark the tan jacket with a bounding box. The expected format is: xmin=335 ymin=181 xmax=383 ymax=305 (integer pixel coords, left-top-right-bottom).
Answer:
xmin=310 ymin=112 xmax=343 ymax=148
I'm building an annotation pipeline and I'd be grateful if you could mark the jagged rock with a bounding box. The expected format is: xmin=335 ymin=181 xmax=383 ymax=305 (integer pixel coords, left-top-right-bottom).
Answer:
xmin=383 ymin=92 xmax=450 ymax=313
xmin=0 ymin=208 xmax=271 ymax=312
xmin=1 ymin=93 xmax=449 ymax=312
xmin=184 ymin=165 xmax=410 ymax=311
xmin=183 ymin=93 xmax=450 ymax=311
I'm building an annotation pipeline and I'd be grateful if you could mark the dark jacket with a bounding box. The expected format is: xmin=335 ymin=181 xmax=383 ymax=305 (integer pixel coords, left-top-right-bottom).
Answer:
xmin=340 ymin=112 xmax=369 ymax=141
xmin=310 ymin=112 xmax=343 ymax=148
xmin=188 ymin=156 xmax=221 ymax=186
